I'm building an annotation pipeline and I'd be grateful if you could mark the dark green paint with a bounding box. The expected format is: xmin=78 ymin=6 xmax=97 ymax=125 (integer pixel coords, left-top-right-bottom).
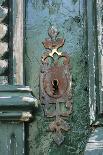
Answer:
xmin=0 ymin=0 xmax=9 ymax=84
xmin=0 ymin=85 xmax=37 ymax=154
xmin=87 ymin=0 xmax=99 ymax=123
xmin=0 ymin=122 xmax=24 ymax=155
xmin=85 ymin=127 xmax=103 ymax=155
xmin=25 ymin=0 xmax=92 ymax=154
xmin=0 ymin=0 xmax=100 ymax=154
xmin=0 ymin=1 xmax=37 ymax=155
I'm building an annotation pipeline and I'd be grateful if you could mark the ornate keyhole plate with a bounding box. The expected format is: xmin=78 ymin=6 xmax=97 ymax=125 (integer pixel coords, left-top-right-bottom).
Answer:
xmin=40 ymin=26 xmax=72 ymax=145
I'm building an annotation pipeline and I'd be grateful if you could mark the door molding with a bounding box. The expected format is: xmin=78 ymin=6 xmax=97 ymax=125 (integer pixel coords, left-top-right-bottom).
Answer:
xmin=9 ymin=0 xmax=24 ymax=84
xmin=0 ymin=1 xmax=38 ymax=154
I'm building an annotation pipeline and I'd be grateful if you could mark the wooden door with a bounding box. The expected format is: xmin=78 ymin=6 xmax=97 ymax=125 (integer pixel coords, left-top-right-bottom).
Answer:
xmin=24 ymin=0 xmax=98 ymax=154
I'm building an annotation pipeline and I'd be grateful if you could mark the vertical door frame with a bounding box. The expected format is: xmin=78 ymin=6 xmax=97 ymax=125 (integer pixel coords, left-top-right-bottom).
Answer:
xmin=0 ymin=0 xmax=38 ymax=154
xmin=9 ymin=0 xmax=25 ymax=84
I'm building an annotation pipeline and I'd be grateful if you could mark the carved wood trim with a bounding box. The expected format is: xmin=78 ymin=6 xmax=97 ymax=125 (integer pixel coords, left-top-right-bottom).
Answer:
xmin=9 ymin=0 xmax=24 ymax=84
xmin=0 ymin=0 xmax=24 ymax=85
xmin=87 ymin=0 xmax=98 ymax=124
xmin=96 ymin=0 xmax=103 ymax=114
xmin=0 ymin=1 xmax=8 ymax=84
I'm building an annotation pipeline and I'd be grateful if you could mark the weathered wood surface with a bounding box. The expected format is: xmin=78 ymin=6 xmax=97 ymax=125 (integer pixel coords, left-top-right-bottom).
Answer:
xmin=84 ymin=127 xmax=103 ymax=155
xmin=10 ymin=0 xmax=24 ymax=84
xmin=0 ymin=123 xmax=25 ymax=155
xmin=0 ymin=85 xmax=38 ymax=121
xmin=87 ymin=0 xmax=99 ymax=123
xmin=0 ymin=84 xmax=38 ymax=154
xmin=0 ymin=42 xmax=8 ymax=57
xmin=0 ymin=1 xmax=39 ymax=155
xmin=0 ymin=0 xmax=8 ymax=84
xmin=25 ymin=0 xmax=91 ymax=154
xmin=96 ymin=0 xmax=103 ymax=114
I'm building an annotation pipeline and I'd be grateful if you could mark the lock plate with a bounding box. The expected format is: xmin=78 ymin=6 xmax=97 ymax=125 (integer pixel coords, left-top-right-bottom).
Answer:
xmin=43 ymin=62 xmax=69 ymax=98
xmin=40 ymin=26 xmax=72 ymax=145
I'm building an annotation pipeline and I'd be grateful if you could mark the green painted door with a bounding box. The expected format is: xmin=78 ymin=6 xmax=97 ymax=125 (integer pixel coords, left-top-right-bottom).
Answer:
xmin=25 ymin=0 xmax=94 ymax=154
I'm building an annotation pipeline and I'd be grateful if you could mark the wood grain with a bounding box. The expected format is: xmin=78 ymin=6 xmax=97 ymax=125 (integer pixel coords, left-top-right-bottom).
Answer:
xmin=12 ymin=0 xmax=24 ymax=84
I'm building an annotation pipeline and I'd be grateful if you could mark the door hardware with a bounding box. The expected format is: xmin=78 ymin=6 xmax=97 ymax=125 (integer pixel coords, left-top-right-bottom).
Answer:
xmin=40 ymin=26 xmax=72 ymax=145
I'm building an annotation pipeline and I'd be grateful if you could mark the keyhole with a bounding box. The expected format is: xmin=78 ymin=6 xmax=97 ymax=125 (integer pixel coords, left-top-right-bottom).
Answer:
xmin=52 ymin=79 xmax=59 ymax=95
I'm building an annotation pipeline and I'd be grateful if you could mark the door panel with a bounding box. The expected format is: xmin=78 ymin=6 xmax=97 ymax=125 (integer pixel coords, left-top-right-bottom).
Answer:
xmin=25 ymin=0 xmax=90 ymax=154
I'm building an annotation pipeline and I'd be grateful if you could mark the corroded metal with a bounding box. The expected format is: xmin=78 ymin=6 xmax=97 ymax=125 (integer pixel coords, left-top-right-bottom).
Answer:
xmin=40 ymin=26 xmax=72 ymax=145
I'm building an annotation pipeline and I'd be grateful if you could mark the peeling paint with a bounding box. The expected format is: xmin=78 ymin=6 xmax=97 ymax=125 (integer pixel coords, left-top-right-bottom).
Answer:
xmin=25 ymin=0 xmax=90 ymax=154
xmin=96 ymin=0 xmax=103 ymax=114
xmin=17 ymin=87 xmax=32 ymax=91
xmin=20 ymin=112 xmax=32 ymax=121
xmin=0 ymin=0 xmax=8 ymax=84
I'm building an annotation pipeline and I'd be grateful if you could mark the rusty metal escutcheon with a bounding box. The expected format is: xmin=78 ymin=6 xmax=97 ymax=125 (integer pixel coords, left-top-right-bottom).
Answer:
xmin=40 ymin=26 xmax=72 ymax=145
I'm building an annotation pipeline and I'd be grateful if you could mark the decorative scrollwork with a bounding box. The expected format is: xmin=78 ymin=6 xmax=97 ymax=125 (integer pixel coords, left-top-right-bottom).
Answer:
xmin=40 ymin=26 xmax=72 ymax=145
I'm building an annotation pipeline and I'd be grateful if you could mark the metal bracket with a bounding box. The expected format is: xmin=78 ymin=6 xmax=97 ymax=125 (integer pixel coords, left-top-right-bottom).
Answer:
xmin=40 ymin=26 xmax=72 ymax=145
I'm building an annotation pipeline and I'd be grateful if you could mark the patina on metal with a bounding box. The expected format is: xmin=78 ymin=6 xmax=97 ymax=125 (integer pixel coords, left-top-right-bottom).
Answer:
xmin=40 ymin=26 xmax=72 ymax=145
